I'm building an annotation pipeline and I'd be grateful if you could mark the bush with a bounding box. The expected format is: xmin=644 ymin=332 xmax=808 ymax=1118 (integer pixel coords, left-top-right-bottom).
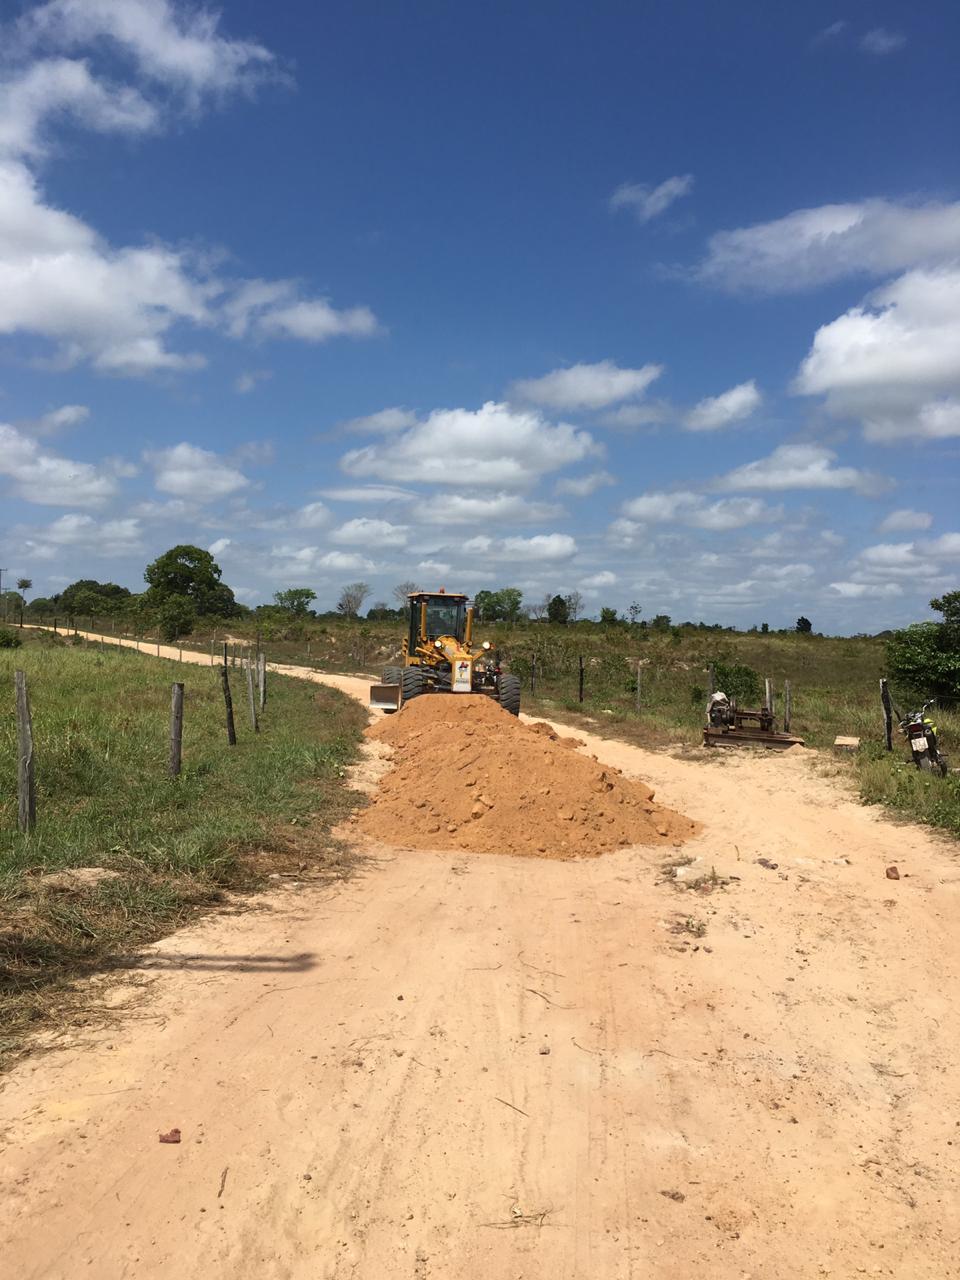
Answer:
xmin=0 ymin=627 xmax=22 ymax=649
xmin=887 ymin=609 xmax=960 ymax=701
xmin=711 ymin=659 xmax=762 ymax=705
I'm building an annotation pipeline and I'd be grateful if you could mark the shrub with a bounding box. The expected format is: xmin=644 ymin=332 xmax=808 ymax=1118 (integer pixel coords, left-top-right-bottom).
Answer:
xmin=0 ymin=627 xmax=22 ymax=649
xmin=711 ymin=659 xmax=762 ymax=705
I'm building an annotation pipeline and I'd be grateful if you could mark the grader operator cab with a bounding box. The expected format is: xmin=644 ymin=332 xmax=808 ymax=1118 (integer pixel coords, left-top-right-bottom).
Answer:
xmin=369 ymin=590 xmax=521 ymax=715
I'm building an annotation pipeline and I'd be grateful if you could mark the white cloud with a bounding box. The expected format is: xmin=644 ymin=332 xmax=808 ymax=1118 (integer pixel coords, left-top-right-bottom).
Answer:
xmin=208 ymin=537 xmax=231 ymax=557
xmin=19 ymin=511 xmax=142 ymax=559
xmin=696 ymin=199 xmax=960 ymax=293
xmin=223 ymin=279 xmax=378 ymax=344
xmin=0 ymin=159 xmax=380 ymax=373
xmin=417 ymin=559 xmax=451 ymax=577
xmin=415 ymin=491 xmax=561 ymax=525
xmin=0 ymin=420 xmax=117 ymax=505
xmin=330 ymin=517 xmax=408 ymax=548
xmin=18 ymin=402 xmax=89 ymax=435
xmin=316 ymin=550 xmax=376 ymax=573
xmin=717 ymin=444 xmax=888 ymax=496
xmin=792 ymin=266 xmax=960 ymax=443
xmin=861 ymin=28 xmax=905 ymax=56
xmin=555 ymin=470 xmax=615 ymax=497
xmin=510 ymin=360 xmax=662 ymax=411
xmin=0 ymin=57 xmax=156 ymax=159
xmin=341 ymin=401 xmax=598 ymax=489
xmin=462 ymin=535 xmax=492 ymax=554
xmin=294 ymin=501 xmax=330 ymax=529
xmin=341 ymin=407 xmax=417 ymax=434
xmin=828 ymin=581 xmax=901 ymax=599
xmin=234 ymin=369 xmax=270 ymax=394
xmin=0 ymin=14 xmax=376 ymax=377
xmin=610 ymin=174 xmax=694 ymax=223
xmin=319 ymin=484 xmax=416 ymax=504
xmin=840 ymin=532 xmax=960 ymax=591
xmin=622 ymin=490 xmax=781 ymax=530
xmin=499 ymin=533 xmax=578 ymax=561
xmin=606 ymin=517 xmax=643 ymax=548
xmin=879 ymin=509 xmax=932 ymax=533
xmin=267 ymin=544 xmax=377 ymax=576
xmin=598 ymin=401 xmax=672 ymax=430
xmin=580 ymin=569 xmax=616 ymax=589
xmin=18 ymin=0 xmax=277 ymax=107
xmin=816 ymin=20 xmax=847 ymax=42
xmin=684 ymin=380 xmax=761 ymax=431
xmin=0 ymin=157 xmax=215 ymax=373
xmin=145 ymin=442 xmax=249 ymax=500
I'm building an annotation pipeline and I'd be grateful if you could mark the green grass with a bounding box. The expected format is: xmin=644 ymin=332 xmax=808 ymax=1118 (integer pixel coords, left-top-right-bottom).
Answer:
xmin=1 ymin=631 xmax=366 ymax=1063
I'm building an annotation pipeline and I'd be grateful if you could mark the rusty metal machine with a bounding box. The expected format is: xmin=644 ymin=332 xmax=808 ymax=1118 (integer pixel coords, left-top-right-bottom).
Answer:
xmin=703 ymin=691 xmax=804 ymax=750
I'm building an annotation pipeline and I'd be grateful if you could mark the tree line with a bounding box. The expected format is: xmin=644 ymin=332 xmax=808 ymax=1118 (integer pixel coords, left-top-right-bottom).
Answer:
xmin=1 ymin=544 xmax=825 ymax=644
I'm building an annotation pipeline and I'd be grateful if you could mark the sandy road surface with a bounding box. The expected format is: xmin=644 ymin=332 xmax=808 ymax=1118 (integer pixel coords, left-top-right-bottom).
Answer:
xmin=3 ymin=630 xmax=960 ymax=1277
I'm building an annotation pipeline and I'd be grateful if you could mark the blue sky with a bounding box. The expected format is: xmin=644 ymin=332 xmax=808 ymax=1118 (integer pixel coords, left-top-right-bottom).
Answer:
xmin=1 ymin=0 xmax=959 ymax=631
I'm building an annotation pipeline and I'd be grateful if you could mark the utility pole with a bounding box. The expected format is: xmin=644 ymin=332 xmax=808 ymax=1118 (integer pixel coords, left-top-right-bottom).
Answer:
xmin=0 ymin=568 xmax=8 ymax=622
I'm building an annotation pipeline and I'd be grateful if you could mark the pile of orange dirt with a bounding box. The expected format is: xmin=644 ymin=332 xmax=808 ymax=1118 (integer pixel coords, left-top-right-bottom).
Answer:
xmin=354 ymin=694 xmax=697 ymax=859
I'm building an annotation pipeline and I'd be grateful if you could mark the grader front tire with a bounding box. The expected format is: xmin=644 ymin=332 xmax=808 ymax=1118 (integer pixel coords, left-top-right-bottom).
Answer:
xmin=498 ymin=674 xmax=521 ymax=716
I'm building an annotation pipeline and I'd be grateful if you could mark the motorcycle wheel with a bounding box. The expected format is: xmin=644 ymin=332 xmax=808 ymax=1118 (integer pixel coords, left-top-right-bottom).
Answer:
xmin=916 ymin=752 xmax=936 ymax=773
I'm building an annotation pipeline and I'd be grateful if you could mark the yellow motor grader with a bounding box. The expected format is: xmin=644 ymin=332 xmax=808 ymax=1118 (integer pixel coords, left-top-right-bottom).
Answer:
xmin=369 ymin=590 xmax=521 ymax=715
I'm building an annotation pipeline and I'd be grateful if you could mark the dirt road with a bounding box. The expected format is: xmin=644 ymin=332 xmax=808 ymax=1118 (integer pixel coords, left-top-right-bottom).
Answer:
xmin=3 ymin=631 xmax=960 ymax=1277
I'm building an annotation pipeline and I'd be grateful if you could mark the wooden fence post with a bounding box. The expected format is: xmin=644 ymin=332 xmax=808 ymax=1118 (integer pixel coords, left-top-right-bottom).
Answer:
xmin=635 ymin=660 xmax=642 ymax=713
xmin=578 ymin=654 xmax=585 ymax=704
xmin=880 ymin=678 xmax=893 ymax=751
xmin=531 ymin=656 xmax=537 ymax=695
xmin=169 ymin=682 xmax=185 ymax=777
xmin=783 ymin=679 xmax=792 ymax=733
xmin=708 ymin=664 xmax=716 ymax=695
xmin=245 ymin=659 xmax=260 ymax=733
xmin=15 ymin=670 xmax=36 ymax=834
xmin=221 ymin=649 xmax=237 ymax=746
xmin=764 ymin=677 xmax=773 ymax=715
xmin=258 ymin=653 xmax=266 ymax=711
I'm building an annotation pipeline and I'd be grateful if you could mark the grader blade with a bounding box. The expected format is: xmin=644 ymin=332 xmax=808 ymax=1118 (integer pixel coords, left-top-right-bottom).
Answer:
xmin=369 ymin=682 xmax=401 ymax=712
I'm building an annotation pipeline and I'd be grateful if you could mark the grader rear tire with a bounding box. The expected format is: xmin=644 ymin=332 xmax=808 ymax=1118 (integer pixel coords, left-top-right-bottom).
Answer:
xmin=498 ymin=673 xmax=521 ymax=716
xmin=382 ymin=665 xmax=402 ymax=686
xmin=401 ymin=666 xmax=426 ymax=703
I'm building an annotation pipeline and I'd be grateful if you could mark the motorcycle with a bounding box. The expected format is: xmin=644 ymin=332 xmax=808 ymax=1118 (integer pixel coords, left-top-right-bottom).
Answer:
xmin=898 ymin=700 xmax=949 ymax=777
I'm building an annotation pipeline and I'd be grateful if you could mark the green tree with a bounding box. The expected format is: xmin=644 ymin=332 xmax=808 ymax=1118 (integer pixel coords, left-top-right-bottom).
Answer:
xmin=473 ymin=588 xmax=523 ymax=622
xmin=156 ymin=594 xmax=197 ymax=642
xmin=547 ymin=594 xmax=569 ymax=625
xmin=796 ymin=615 xmax=813 ymax=634
xmin=16 ymin=577 xmax=32 ymax=598
xmin=651 ymin=613 xmax=671 ymax=630
xmin=144 ymin=546 xmax=239 ymax=617
xmin=930 ymin=590 xmax=960 ymax=629
xmin=599 ymin=606 xmax=619 ymax=625
xmin=887 ymin=592 xmax=960 ymax=699
xmin=627 ymin=601 xmax=642 ymax=626
xmin=58 ymin=579 xmax=132 ymax=616
xmin=760 ymin=621 xmax=769 ymax=634
xmin=273 ymin=587 xmax=317 ymax=616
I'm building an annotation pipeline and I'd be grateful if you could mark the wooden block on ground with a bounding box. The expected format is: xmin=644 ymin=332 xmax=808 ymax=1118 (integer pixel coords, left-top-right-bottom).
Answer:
xmin=834 ymin=735 xmax=861 ymax=751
